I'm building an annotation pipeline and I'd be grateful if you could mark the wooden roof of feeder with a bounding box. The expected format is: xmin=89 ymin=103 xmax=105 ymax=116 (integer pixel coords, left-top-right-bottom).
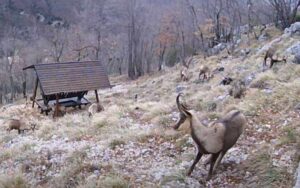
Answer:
xmin=23 ymin=61 xmax=111 ymax=95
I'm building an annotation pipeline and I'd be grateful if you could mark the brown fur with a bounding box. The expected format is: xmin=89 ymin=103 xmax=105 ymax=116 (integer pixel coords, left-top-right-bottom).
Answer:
xmin=173 ymin=94 xmax=246 ymax=180
xmin=53 ymin=106 xmax=66 ymax=118
xmin=198 ymin=65 xmax=212 ymax=81
xmin=229 ymin=80 xmax=246 ymax=99
xmin=6 ymin=119 xmax=36 ymax=134
xmin=180 ymin=67 xmax=189 ymax=81
xmin=264 ymin=47 xmax=287 ymax=68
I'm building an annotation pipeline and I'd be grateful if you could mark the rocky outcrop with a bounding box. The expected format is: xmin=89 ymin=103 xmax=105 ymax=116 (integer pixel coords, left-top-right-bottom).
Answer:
xmin=284 ymin=22 xmax=300 ymax=36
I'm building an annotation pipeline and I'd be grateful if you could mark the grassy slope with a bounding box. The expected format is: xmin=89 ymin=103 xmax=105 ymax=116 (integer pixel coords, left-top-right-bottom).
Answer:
xmin=0 ymin=26 xmax=299 ymax=188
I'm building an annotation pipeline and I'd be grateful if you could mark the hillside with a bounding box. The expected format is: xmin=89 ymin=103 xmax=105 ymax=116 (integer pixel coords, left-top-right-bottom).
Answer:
xmin=0 ymin=25 xmax=299 ymax=188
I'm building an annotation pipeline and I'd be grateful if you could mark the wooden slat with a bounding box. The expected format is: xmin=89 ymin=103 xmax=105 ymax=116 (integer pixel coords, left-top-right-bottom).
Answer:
xmin=28 ymin=61 xmax=111 ymax=95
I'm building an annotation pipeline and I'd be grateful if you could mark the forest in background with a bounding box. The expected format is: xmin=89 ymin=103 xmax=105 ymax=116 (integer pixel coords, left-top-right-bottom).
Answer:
xmin=0 ymin=0 xmax=299 ymax=104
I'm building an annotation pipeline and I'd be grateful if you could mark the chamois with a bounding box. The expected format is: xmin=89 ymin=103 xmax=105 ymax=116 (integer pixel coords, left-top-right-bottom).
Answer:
xmin=88 ymin=102 xmax=104 ymax=117
xmin=173 ymin=94 xmax=247 ymax=180
xmin=6 ymin=119 xmax=36 ymax=134
xmin=264 ymin=47 xmax=286 ymax=68
xmin=229 ymin=80 xmax=246 ymax=99
xmin=198 ymin=65 xmax=211 ymax=81
xmin=180 ymin=67 xmax=189 ymax=81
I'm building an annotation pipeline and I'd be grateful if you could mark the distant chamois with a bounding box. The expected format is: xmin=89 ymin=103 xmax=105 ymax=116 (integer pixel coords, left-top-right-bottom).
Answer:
xmin=229 ymin=80 xmax=246 ymax=99
xmin=180 ymin=66 xmax=189 ymax=81
xmin=88 ymin=102 xmax=104 ymax=117
xmin=6 ymin=119 xmax=36 ymax=134
xmin=198 ymin=65 xmax=212 ymax=81
xmin=263 ymin=47 xmax=286 ymax=68
xmin=173 ymin=94 xmax=247 ymax=180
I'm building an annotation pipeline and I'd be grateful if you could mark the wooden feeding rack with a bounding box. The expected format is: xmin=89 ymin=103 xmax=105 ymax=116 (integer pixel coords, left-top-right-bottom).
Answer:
xmin=23 ymin=61 xmax=111 ymax=117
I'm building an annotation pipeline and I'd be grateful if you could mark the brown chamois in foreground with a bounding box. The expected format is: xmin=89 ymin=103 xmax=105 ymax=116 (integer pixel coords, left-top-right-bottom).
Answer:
xmin=173 ymin=94 xmax=247 ymax=180
xmin=6 ymin=119 xmax=36 ymax=134
xmin=88 ymin=102 xmax=104 ymax=117
xmin=198 ymin=65 xmax=211 ymax=81
xmin=180 ymin=66 xmax=189 ymax=81
xmin=264 ymin=47 xmax=286 ymax=68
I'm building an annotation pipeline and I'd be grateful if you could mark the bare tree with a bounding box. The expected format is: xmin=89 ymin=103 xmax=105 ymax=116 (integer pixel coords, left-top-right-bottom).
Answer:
xmin=268 ymin=0 xmax=300 ymax=29
xmin=49 ymin=27 xmax=68 ymax=63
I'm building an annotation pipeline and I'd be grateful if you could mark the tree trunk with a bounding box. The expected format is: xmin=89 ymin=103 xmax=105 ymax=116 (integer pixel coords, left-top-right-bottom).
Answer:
xmin=158 ymin=44 xmax=166 ymax=71
xmin=128 ymin=25 xmax=135 ymax=79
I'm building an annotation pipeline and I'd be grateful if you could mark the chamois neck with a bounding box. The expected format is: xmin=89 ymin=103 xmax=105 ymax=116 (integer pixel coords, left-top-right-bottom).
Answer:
xmin=188 ymin=111 xmax=207 ymax=132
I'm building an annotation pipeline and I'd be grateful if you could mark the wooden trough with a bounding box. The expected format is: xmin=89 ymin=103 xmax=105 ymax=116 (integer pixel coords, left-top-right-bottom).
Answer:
xmin=23 ymin=61 xmax=111 ymax=117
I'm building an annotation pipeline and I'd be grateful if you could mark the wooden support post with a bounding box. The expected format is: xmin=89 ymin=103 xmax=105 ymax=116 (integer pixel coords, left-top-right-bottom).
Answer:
xmin=32 ymin=78 xmax=39 ymax=108
xmin=54 ymin=94 xmax=59 ymax=118
xmin=95 ymin=90 xmax=99 ymax=103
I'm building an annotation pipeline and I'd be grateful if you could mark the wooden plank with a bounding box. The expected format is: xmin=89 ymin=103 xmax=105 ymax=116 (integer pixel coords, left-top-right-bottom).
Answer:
xmin=32 ymin=78 xmax=39 ymax=108
xmin=95 ymin=90 xmax=99 ymax=103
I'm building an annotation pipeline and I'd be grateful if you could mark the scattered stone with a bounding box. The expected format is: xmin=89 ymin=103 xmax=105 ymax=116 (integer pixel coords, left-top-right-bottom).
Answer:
xmin=244 ymin=73 xmax=256 ymax=86
xmin=241 ymin=48 xmax=251 ymax=56
xmin=258 ymin=33 xmax=270 ymax=41
xmin=176 ymin=85 xmax=187 ymax=93
xmin=293 ymin=54 xmax=300 ymax=64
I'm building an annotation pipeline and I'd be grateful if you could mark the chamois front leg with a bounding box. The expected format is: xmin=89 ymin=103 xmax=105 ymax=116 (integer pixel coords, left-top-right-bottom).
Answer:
xmin=207 ymin=152 xmax=220 ymax=181
xmin=204 ymin=155 xmax=212 ymax=167
xmin=213 ymin=150 xmax=228 ymax=172
xmin=187 ymin=151 xmax=203 ymax=176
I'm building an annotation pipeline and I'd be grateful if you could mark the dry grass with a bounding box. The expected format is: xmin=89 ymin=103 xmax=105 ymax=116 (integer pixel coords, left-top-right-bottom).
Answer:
xmin=160 ymin=172 xmax=185 ymax=186
xmin=0 ymin=175 xmax=29 ymax=188
xmin=0 ymin=26 xmax=299 ymax=187
xmin=250 ymin=71 xmax=277 ymax=89
xmin=96 ymin=174 xmax=130 ymax=188
xmin=109 ymin=139 xmax=126 ymax=149
xmin=242 ymin=147 xmax=293 ymax=188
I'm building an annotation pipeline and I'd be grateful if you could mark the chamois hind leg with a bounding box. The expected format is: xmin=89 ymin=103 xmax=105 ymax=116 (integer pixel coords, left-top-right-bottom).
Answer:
xmin=207 ymin=152 xmax=220 ymax=181
xmin=187 ymin=151 xmax=203 ymax=176
xmin=213 ymin=150 xmax=228 ymax=172
xmin=270 ymin=59 xmax=275 ymax=68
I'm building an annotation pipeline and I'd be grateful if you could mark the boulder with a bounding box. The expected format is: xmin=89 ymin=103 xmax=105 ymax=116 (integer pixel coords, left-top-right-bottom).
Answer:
xmin=176 ymin=85 xmax=187 ymax=93
xmin=284 ymin=22 xmax=300 ymax=35
xmin=286 ymin=42 xmax=300 ymax=55
xmin=285 ymin=42 xmax=300 ymax=64
xmin=258 ymin=33 xmax=270 ymax=41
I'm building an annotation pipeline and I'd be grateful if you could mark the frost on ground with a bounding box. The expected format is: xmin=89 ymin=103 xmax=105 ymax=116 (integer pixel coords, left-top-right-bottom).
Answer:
xmin=0 ymin=27 xmax=299 ymax=188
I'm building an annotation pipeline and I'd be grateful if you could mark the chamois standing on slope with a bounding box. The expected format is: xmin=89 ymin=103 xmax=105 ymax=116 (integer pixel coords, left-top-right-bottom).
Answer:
xmin=263 ymin=47 xmax=286 ymax=68
xmin=180 ymin=66 xmax=189 ymax=81
xmin=229 ymin=80 xmax=246 ymax=99
xmin=173 ymin=94 xmax=247 ymax=180
xmin=6 ymin=119 xmax=36 ymax=134
xmin=198 ymin=65 xmax=212 ymax=81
